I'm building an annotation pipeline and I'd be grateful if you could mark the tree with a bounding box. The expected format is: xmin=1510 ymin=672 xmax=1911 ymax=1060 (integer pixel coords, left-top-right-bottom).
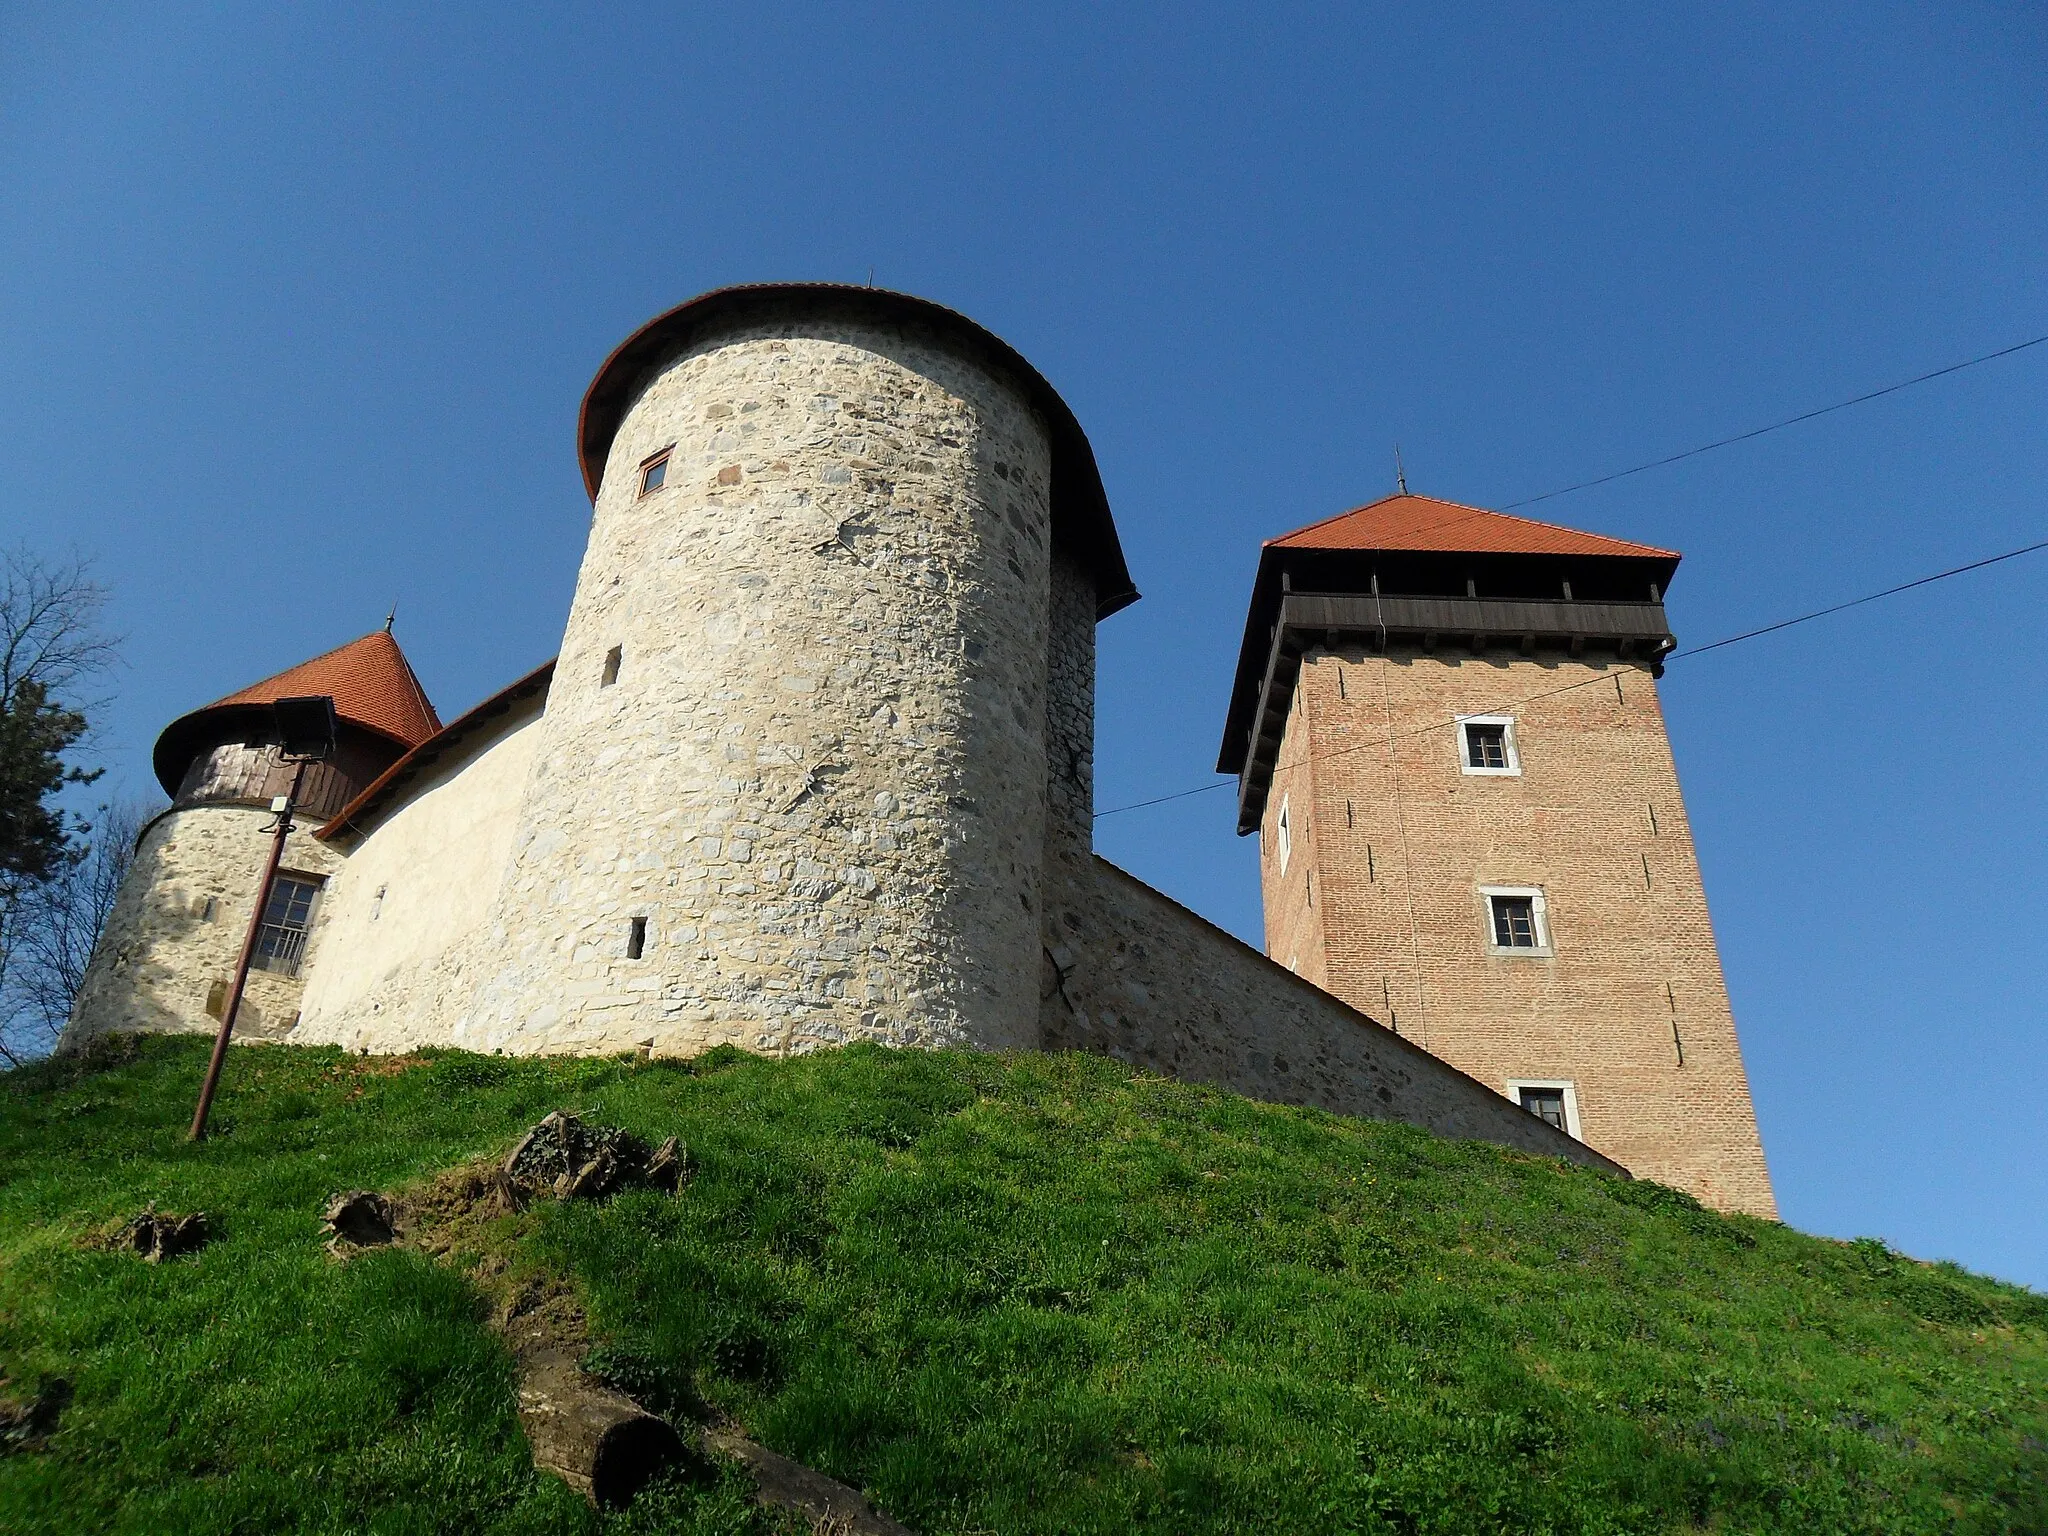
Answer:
xmin=0 ymin=548 xmax=116 ymax=882
xmin=0 ymin=799 xmax=154 ymax=1065
xmin=0 ymin=548 xmax=120 ymax=1064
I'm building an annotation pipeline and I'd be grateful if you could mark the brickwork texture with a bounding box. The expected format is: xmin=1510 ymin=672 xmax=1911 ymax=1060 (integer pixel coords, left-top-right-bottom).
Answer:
xmin=1260 ymin=646 xmax=1776 ymax=1215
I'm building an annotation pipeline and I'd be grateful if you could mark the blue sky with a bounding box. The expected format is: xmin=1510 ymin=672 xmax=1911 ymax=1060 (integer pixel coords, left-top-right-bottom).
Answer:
xmin=3 ymin=3 xmax=2043 ymax=1286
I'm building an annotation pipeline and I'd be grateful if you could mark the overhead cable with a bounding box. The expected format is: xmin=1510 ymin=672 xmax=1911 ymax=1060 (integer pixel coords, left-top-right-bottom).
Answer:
xmin=1094 ymin=529 xmax=2048 ymax=819
xmin=1497 ymin=332 xmax=2048 ymax=512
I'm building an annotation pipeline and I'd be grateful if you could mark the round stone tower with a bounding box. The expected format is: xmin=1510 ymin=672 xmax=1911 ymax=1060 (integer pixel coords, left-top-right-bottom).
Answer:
xmin=60 ymin=631 xmax=440 ymax=1049
xmin=459 ymin=285 xmax=1134 ymax=1058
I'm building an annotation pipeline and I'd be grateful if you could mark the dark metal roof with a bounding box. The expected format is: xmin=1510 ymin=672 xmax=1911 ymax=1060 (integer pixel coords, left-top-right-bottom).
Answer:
xmin=577 ymin=283 xmax=1139 ymax=619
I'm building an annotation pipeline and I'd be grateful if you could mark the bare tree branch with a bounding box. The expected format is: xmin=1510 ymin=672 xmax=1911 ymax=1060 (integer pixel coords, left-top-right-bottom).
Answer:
xmin=0 ymin=798 xmax=157 ymax=1063
xmin=0 ymin=547 xmax=125 ymax=1065
xmin=0 ymin=545 xmax=119 ymax=705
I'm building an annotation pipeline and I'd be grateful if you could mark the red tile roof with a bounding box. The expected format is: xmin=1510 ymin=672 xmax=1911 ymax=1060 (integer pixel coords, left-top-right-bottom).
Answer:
xmin=317 ymin=658 xmax=553 ymax=843
xmin=204 ymin=631 xmax=441 ymax=749
xmin=1268 ymin=493 xmax=1679 ymax=560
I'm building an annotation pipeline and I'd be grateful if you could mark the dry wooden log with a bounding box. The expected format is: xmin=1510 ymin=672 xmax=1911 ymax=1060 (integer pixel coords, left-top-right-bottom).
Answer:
xmin=644 ymin=1136 xmax=688 ymax=1192
xmin=702 ymin=1427 xmax=917 ymax=1536
xmin=507 ymin=1324 xmax=686 ymax=1508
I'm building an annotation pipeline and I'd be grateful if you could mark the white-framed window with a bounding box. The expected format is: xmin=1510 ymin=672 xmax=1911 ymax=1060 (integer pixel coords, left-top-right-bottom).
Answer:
xmin=1481 ymin=885 xmax=1552 ymax=956
xmin=1457 ymin=715 xmax=1520 ymax=776
xmin=1276 ymin=795 xmax=1292 ymax=873
xmin=1507 ymin=1078 xmax=1582 ymax=1140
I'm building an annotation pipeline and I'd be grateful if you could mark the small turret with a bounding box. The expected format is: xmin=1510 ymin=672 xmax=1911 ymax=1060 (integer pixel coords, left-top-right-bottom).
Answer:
xmin=61 ymin=631 xmax=438 ymax=1049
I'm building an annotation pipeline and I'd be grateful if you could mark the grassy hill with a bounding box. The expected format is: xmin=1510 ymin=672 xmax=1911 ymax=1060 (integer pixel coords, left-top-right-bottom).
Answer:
xmin=0 ymin=1035 xmax=2041 ymax=1535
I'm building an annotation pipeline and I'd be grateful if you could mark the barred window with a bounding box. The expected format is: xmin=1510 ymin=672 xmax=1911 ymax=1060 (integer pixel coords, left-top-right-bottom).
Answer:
xmin=1466 ymin=722 xmax=1508 ymax=769
xmin=253 ymin=874 xmax=323 ymax=977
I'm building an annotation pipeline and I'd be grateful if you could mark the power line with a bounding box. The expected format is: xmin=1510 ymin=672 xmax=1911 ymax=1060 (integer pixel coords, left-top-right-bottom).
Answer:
xmin=1094 ymin=529 xmax=2048 ymax=819
xmin=1498 ymin=332 xmax=2048 ymax=512
xmin=1668 ymin=537 xmax=2048 ymax=659
xmin=1267 ymin=329 xmax=2048 ymax=558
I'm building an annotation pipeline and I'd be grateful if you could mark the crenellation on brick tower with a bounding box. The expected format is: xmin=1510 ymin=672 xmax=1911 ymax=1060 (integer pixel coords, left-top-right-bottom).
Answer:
xmin=1220 ymin=493 xmax=1777 ymax=1216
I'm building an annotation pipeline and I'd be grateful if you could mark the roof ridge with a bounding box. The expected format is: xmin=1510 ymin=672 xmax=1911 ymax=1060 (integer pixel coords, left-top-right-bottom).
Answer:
xmin=317 ymin=657 xmax=555 ymax=843
xmin=380 ymin=633 xmax=442 ymax=737
xmin=1466 ymin=502 xmax=1680 ymax=557
xmin=1262 ymin=492 xmax=1490 ymax=547
xmin=204 ymin=629 xmax=442 ymax=747
xmin=1266 ymin=492 xmax=1678 ymax=560
xmin=200 ymin=629 xmax=387 ymax=709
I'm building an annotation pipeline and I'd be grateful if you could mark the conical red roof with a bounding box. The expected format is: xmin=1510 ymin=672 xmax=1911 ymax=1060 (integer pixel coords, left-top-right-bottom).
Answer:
xmin=1269 ymin=493 xmax=1678 ymax=560
xmin=202 ymin=630 xmax=441 ymax=747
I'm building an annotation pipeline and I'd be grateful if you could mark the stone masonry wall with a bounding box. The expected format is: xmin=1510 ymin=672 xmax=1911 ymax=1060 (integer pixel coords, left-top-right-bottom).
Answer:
xmin=1037 ymin=551 xmax=1100 ymax=1043
xmin=1260 ymin=647 xmax=1775 ymax=1215
xmin=459 ymin=309 xmax=1056 ymax=1058
xmin=1046 ymin=855 xmax=1619 ymax=1168
xmin=289 ymin=700 xmax=544 ymax=1054
xmin=62 ymin=805 xmax=342 ymax=1049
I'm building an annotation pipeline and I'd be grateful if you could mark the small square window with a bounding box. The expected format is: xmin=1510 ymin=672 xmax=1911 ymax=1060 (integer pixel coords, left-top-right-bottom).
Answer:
xmin=1482 ymin=887 xmax=1551 ymax=955
xmin=1459 ymin=716 xmax=1520 ymax=775
xmin=1509 ymin=1079 xmax=1581 ymax=1139
xmin=638 ymin=449 xmax=671 ymax=497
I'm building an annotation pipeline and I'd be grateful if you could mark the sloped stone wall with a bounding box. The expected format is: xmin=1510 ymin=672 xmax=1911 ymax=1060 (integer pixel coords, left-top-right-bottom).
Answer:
xmin=1046 ymin=855 xmax=1622 ymax=1170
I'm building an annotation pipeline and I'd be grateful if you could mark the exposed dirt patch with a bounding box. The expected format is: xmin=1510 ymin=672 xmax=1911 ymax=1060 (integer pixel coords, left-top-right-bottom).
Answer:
xmin=97 ymin=1209 xmax=209 ymax=1263
xmin=322 ymin=1190 xmax=399 ymax=1249
xmin=0 ymin=1375 xmax=69 ymax=1455
xmin=382 ymin=1120 xmax=912 ymax=1528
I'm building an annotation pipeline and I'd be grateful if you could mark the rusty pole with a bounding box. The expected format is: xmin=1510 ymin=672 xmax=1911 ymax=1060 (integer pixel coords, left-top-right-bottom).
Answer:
xmin=189 ymin=760 xmax=305 ymax=1142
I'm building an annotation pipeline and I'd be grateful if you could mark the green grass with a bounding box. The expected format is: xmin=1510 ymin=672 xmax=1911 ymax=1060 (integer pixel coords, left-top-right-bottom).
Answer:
xmin=1 ymin=1036 xmax=2042 ymax=1534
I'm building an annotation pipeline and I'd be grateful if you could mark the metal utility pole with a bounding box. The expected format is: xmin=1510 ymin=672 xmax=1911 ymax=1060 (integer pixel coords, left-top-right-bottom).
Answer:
xmin=190 ymin=695 xmax=335 ymax=1142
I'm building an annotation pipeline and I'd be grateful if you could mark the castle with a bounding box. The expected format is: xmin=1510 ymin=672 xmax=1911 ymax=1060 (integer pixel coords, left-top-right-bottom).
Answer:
xmin=62 ymin=284 xmax=1774 ymax=1216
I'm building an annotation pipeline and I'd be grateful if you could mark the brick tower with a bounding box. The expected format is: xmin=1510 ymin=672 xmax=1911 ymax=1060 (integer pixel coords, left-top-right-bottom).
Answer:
xmin=1218 ymin=493 xmax=1775 ymax=1216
